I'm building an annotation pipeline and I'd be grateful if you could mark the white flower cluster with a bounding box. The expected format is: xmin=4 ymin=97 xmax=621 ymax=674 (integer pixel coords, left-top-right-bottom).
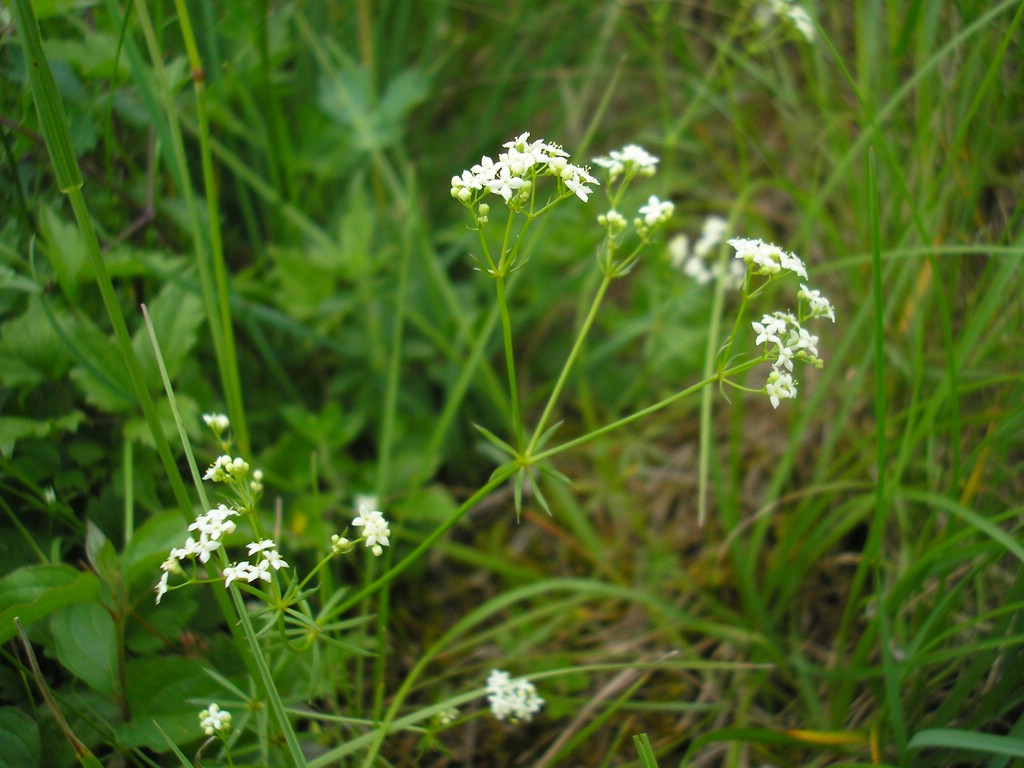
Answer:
xmin=451 ymin=132 xmax=598 ymax=205
xmin=729 ymin=237 xmax=808 ymax=278
xmin=670 ymin=216 xmax=745 ymax=289
xmin=331 ymin=498 xmax=392 ymax=557
xmin=199 ymin=703 xmax=232 ymax=736
xmin=202 ymin=412 xmax=230 ymax=436
xmin=485 ymin=669 xmax=545 ymax=723
xmin=751 ymin=310 xmax=823 ymax=407
xmin=637 ymin=195 xmax=675 ymax=228
xmin=799 ymin=283 xmax=836 ymax=322
xmin=155 ymin=504 xmax=240 ymax=603
xmin=755 ymin=0 xmax=816 ymax=42
xmin=592 ymin=143 xmax=660 ymax=180
xmin=222 ymin=538 xmax=289 ymax=587
xmin=203 ymin=454 xmax=250 ymax=483
xmin=728 ymin=238 xmax=836 ymax=409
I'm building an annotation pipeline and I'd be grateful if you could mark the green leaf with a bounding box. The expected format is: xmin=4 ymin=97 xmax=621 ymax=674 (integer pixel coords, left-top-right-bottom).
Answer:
xmin=632 ymin=733 xmax=659 ymax=768
xmin=45 ymin=33 xmax=131 ymax=80
xmin=66 ymin=318 xmax=136 ymax=412
xmin=908 ymin=728 xmax=1024 ymax=758
xmin=471 ymin=422 xmax=516 ymax=457
xmin=38 ymin=205 xmax=89 ymax=302
xmin=117 ymin=657 xmax=223 ymax=750
xmin=0 ymin=411 xmax=85 ymax=457
xmin=121 ymin=510 xmax=186 ymax=590
xmin=393 ymin=485 xmax=458 ymax=526
xmin=50 ymin=602 xmax=118 ymax=696
xmin=318 ymin=66 xmax=430 ymax=152
xmin=84 ymin=522 xmax=118 ymax=587
xmin=0 ymin=565 xmax=102 ymax=644
xmin=0 ymin=297 xmax=73 ymax=386
xmin=0 ymin=707 xmax=40 ymax=768
xmin=132 ymin=282 xmax=204 ymax=391
xmin=0 ymin=264 xmax=41 ymax=294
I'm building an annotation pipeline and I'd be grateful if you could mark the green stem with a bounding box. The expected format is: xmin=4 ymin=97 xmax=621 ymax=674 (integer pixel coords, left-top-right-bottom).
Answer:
xmin=171 ymin=0 xmax=250 ymax=456
xmin=526 ymin=273 xmax=612 ymax=456
xmin=332 ymin=467 xmax=516 ymax=617
xmin=12 ymin=0 xmax=193 ymax=518
xmin=141 ymin=305 xmax=306 ymax=767
xmin=534 ymin=359 xmax=763 ymax=464
xmin=228 ymin=586 xmax=307 ymax=766
xmin=495 ymin=275 xmax=525 ymax=451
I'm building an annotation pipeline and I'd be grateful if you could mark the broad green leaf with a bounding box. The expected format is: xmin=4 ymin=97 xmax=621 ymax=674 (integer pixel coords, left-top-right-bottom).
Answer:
xmin=38 ymin=204 xmax=88 ymax=302
xmin=0 ymin=565 xmax=101 ymax=644
xmin=124 ymin=393 xmax=198 ymax=451
xmin=0 ymin=265 xmax=41 ymax=294
xmin=0 ymin=411 xmax=85 ymax=457
xmin=269 ymin=244 xmax=341 ymax=320
xmin=50 ymin=602 xmax=117 ymax=696
xmin=131 ymin=282 xmax=204 ymax=391
xmin=0 ymin=296 xmax=73 ymax=385
xmin=121 ymin=510 xmax=186 ymax=589
xmin=66 ymin=318 xmax=135 ymax=412
xmin=116 ymin=657 xmax=223 ymax=750
xmin=318 ymin=66 xmax=430 ymax=152
xmin=45 ymin=33 xmax=130 ymax=80
xmin=0 ymin=707 xmax=40 ymax=768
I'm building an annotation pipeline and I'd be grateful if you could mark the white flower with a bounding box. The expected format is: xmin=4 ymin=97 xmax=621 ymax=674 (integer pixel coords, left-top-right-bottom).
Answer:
xmin=694 ymin=216 xmax=728 ymax=257
xmin=203 ymin=455 xmax=249 ymax=483
xmin=154 ymin=571 xmax=170 ymax=604
xmin=222 ymin=562 xmax=252 ymax=587
xmin=668 ymin=234 xmax=690 ymax=268
xmin=486 ymin=669 xmax=545 ymax=722
xmin=202 ymin=413 xmax=230 ymax=435
xmin=638 ymin=195 xmax=674 ymax=226
xmin=486 ymin=166 xmax=528 ymax=202
xmin=799 ymin=283 xmax=836 ymax=322
xmin=598 ymin=210 xmax=627 ymax=232
xmin=189 ymin=504 xmax=239 ymax=541
xmin=199 ymin=703 xmax=232 ymax=736
xmin=765 ymin=370 xmax=798 ymax=409
xmin=331 ymin=534 xmax=353 ymax=554
xmin=756 ymin=0 xmax=816 ymax=42
xmin=592 ymin=144 xmax=659 ymax=179
xmin=247 ymin=538 xmax=277 ymax=556
xmin=262 ymin=548 xmax=289 ymax=571
xmin=774 ymin=344 xmax=795 ymax=371
xmin=353 ymin=509 xmax=391 ymax=556
xmin=563 ymin=172 xmax=593 ymax=202
xmin=729 ymin=237 xmax=806 ymax=278
xmin=752 ymin=312 xmax=790 ymax=347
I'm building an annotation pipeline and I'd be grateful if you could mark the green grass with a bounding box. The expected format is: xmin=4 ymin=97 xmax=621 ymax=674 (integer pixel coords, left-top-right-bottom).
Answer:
xmin=1 ymin=1 xmax=1023 ymax=766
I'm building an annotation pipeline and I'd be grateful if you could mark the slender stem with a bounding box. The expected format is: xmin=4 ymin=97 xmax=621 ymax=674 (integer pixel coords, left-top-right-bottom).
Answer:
xmin=228 ymin=586 xmax=307 ymax=767
xmin=332 ymin=467 xmax=516 ymax=616
xmin=526 ymin=273 xmax=612 ymax=456
xmin=495 ymin=275 xmax=525 ymax=451
xmin=142 ymin=304 xmax=305 ymax=767
xmin=172 ymin=0 xmax=250 ymax=456
xmin=534 ymin=359 xmax=763 ymax=463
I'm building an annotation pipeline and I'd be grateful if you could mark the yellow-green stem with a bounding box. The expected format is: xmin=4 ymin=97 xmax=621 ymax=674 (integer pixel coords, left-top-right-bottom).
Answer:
xmin=527 ymin=273 xmax=612 ymax=456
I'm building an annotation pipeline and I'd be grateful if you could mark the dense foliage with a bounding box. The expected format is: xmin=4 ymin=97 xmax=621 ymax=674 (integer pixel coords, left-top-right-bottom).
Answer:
xmin=1 ymin=1 xmax=1022 ymax=766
